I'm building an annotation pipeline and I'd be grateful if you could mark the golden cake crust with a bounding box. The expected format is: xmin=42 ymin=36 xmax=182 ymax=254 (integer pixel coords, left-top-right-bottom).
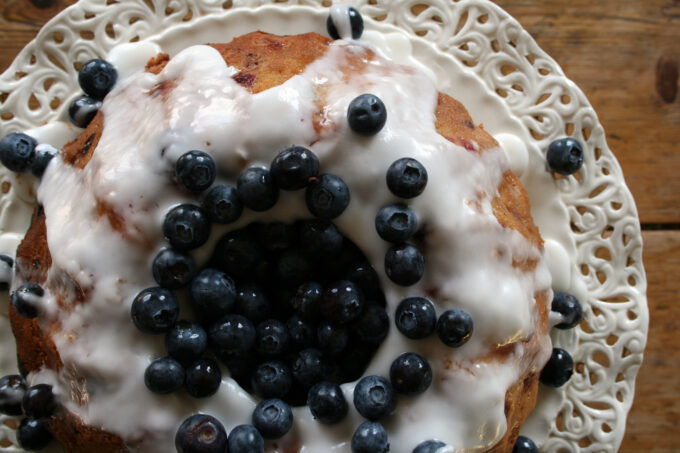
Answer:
xmin=11 ymin=31 xmax=546 ymax=453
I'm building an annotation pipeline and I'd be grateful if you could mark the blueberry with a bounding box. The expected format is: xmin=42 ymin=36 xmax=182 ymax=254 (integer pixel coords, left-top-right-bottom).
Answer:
xmin=131 ymin=287 xmax=179 ymax=334
xmin=213 ymin=229 xmax=263 ymax=281
xmin=395 ymin=297 xmax=437 ymax=339
xmin=185 ymin=358 xmax=221 ymax=398
xmin=298 ymin=219 xmax=344 ymax=257
xmin=386 ymin=157 xmax=428 ymax=198
xmin=175 ymin=413 xmax=227 ymax=453
xmin=547 ymin=137 xmax=584 ymax=175
xmin=235 ymin=285 xmax=271 ymax=323
xmin=0 ymin=132 xmax=37 ymax=172
xmin=31 ymin=145 xmax=57 ymax=177
xmin=318 ymin=238 xmax=364 ymax=281
xmin=237 ymin=166 xmax=279 ymax=211
xmin=317 ymin=322 xmax=348 ymax=356
xmin=162 ymin=204 xmax=211 ymax=251
xmin=17 ymin=418 xmax=52 ymax=451
xmin=552 ymin=292 xmax=583 ymax=330
xmin=10 ymin=283 xmax=44 ymax=319
xmin=152 ymin=248 xmax=197 ymax=289
xmin=341 ymin=346 xmax=376 ymax=383
xmin=327 ymin=5 xmax=364 ymax=40
xmin=306 ymin=173 xmax=350 ymax=219
xmin=307 ymin=381 xmax=348 ymax=424
xmin=347 ymin=94 xmax=387 ymax=136
xmin=345 ymin=262 xmax=382 ymax=300
xmin=276 ymin=249 xmax=312 ymax=287
xmin=255 ymin=319 xmax=290 ymax=357
xmin=350 ymin=304 xmax=389 ymax=346
xmin=291 ymin=348 xmax=325 ymax=387
xmin=353 ymin=375 xmax=396 ymax=420
xmin=68 ymin=95 xmax=101 ymax=128
xmin=321 ymin=280 xmax=365 ymax=325
xmin=257 ymin=222 xmax=296 ymax=252
xmin=540 ymin=348 xmax=574 ymax=387
xmin=209 ymin=314 xmax=256 ymax=354
xmin=165 ymin=321 xmax=208 ymax=364
xmin=513 ymin=436 xmax=538 ymax=453
xmin=144 ymin=357 xmax=185 ymax=394
xmin=0 ymin=254 xmax=12 ymax=291
xmin=384 ymin=243 xmax=424 ymax=286
xmin=175 ymin=150 xmax=216 ymax=193
xmin=78 ymin=58 xmax=117 ymax=100
xmin=252 ymin=361 xmax=292 ymax=398
xmin=270 ymin=145 xmax=319 ymax=190
xmin=413 ymin=440 xmax=447 ymax=453
xmin=375 ymin=203 xmax=418 ymax=243
xmin=390 ymin=352 xmax=432 ymax=396
xmin=351 ymin=421 xmax=389 ymax=453
xmin=287 ymin=314 xmax=316 ymax=349
xmin=201 ymin=184 xmax=242 ymax=224
xmin=190 ymin=268 xmax=236 ymax=319
xmin=228 ymin=424 xmax=264 ymax=453
xmin=252 ymin=398 xmax=293 ymax=439
xmin=21 ymin=384 xmax=55 ymax=419
xmin=0 ymin=374 xmax=27 ymax=415
xmin=218 ymin=350 xmax=256 ymax=384
xmin=291 ymin=281 xmax=322 ymax=321
xmin=436 ymin=309 xmax=473 ymax=347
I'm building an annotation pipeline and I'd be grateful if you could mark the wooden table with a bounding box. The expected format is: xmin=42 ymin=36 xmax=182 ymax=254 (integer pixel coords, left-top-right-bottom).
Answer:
xmin=0 ymin=1 xmax=678 ymax=451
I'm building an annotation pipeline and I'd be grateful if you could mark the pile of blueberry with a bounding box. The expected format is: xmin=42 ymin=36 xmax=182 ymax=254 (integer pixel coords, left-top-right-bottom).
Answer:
xmin=539 ymin=292 xmax=582 ymax=388
xmin=0 ymin=55 xmax=120 ymax=176
xmin=175 ymin=414 xmax=265 ymax=453
xmin=376 ymin=156 xmax=475 ymax=351
xmin=130 ymin=135 xmax=409 ymax=450
xmin=0 ymin=374 xmax=55 ymax=451
xmin=68 ymin=58 xmax=118 ymax=128
xmin=0 ymin=132 xmax=55 ymax=178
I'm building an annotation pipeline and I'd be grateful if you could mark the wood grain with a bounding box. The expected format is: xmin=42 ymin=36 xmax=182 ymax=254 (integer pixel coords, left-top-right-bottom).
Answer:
xmin=619 ymin=231 xmax=680 ymax=453
xmin=0 ymin=1 xmax=678 ymax=452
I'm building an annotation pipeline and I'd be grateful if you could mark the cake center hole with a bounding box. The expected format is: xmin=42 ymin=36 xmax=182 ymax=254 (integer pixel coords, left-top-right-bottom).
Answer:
xmin=208 ymin=220 xmax=388 ymax=406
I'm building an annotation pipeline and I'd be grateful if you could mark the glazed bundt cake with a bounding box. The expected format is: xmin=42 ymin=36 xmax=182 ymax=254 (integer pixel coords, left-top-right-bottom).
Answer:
xmin=0 ymin=6 xmax=570 ymax=452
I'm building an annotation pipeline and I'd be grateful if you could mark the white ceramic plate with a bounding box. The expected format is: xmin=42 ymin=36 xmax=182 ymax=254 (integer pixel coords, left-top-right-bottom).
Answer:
xmin=0 ymin=1 xmax=648 ymax=452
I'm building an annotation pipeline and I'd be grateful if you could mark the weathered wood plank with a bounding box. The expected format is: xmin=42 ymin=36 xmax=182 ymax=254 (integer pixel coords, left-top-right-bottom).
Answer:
xmin=618 ymin=230 xmax=680 ymax=452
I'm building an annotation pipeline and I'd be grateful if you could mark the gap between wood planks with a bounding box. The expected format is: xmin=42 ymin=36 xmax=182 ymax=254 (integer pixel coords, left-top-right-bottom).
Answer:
xmin=641 ymin=223 xmax=680 ymax=231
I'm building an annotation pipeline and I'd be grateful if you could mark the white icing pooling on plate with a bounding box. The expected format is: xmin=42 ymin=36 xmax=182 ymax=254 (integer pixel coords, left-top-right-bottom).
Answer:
xmin=28 ymin=38 xmax=552 ymax=452
xmin=496 ymin=133 xmax=529 ymax=178
xmin=107 ymin=42 xmax=163 ymax=82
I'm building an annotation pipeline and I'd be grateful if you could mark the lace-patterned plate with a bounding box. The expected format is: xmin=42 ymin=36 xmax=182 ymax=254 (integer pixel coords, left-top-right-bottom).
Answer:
xmin=0 ymin=1 xmax=647 ymax=452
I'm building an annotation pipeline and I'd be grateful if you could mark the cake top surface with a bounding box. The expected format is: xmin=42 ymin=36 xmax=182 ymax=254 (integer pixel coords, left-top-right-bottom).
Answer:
xmin=20 ymin=22 xmax=552 ymax=452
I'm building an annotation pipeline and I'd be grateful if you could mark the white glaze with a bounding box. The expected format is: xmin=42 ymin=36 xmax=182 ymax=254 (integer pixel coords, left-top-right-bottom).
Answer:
xmin=107 ymin=42 xmax=163 ymax=82
xmin=329 ymin=5 xmax=355 ymax=41
xmin=543 ymin=240 xmax=571 ymax=293
xmin=18 ymin=34 xmax=555 ymax=453
xmin=496 ymin=133 xmax=529 ymax=178
xmin=0 ymin=259 xmax=11 ymax=286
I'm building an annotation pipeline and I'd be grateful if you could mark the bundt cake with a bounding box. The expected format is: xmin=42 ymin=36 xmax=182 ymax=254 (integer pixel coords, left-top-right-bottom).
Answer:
xmin=0 ymin=6 xmax=581 ymax=453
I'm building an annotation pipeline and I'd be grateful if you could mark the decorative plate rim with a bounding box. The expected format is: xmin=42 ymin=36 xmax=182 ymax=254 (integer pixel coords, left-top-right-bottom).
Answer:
xmin=0 ymin=1 xmax=648 ymax=452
